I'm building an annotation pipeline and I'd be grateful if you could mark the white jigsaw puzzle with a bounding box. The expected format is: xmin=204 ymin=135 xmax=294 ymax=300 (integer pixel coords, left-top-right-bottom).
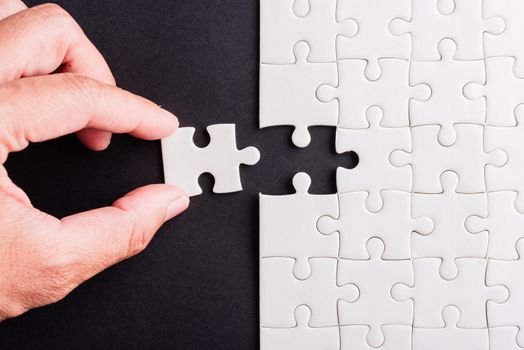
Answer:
xmin=257 ymin=0 xmax=524 ymax=348
xmin=161 ymin=124 xmax=260 ymax=196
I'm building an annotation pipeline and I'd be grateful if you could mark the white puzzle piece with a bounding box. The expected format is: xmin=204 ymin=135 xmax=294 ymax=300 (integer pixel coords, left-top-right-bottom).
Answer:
xmin=260 ymin=172 xmax=339 ymax=280
xmin=389 ymin=0 xmax=504 ymax=61
xmin=318 ymin=190 xmax=433 ymax=260
xmin=485 ymin=116 xmax=524 ymax=211
xmin=259 ymin=42 xmax=338 ymax=148
xmin=260 ymin=305 xmax=339 ymax=350
xmin=409 ymin=39 xmax=485 ymax=146
xmin=484 ymin=0 xmax=524 ymax=77
xmin=412 ymin=306 xmax=489 ymax=350
xmin=340 ymin=325 xmax=412 ymax=350
xmin=464 ymin=57 xmax=524 ymax=127
xmin=335 ymin=107 xmax=412 ymax=212
xmin=490 ymin=326 xmax=524 ymax=350
xmin=486 ymin=238 xmax=524 ymax=347
xmin=260 ymin=257 xmax=358 ymax=328
xmin=391 ymin=258 xmax=508 ymax=328
xmin=466 ymin=191 xmax=524 ymax=260
xmin=317 ymin=59 xmax=430 ymax=129
xmin=411 ymin=171 xmax=488 ymax=280
xmin=337 ymin=238 xmax=413 ymax=348
xmin=390 ymin=124 xmax=507 ymax=193
xmin=336 ymin=0 xmax=411 ymax=80
xmin=260 ymin=0 xmax=357 ymax=64
xmin=161 ymin=124 xmax=260 ymax=196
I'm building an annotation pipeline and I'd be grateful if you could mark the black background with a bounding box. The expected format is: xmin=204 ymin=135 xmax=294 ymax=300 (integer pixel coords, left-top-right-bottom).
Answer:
xmin=0 ymin=1 xmax=357 ymax=349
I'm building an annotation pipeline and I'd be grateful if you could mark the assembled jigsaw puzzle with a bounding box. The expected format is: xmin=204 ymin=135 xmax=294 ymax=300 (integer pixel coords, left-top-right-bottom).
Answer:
xmin=259 ymin=0 xmax=524 ymax=349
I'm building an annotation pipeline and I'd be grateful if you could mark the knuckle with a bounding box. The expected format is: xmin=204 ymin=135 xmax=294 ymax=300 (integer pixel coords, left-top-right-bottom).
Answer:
xmin=60 ymin=73 xmax=100 ymax=113
xmin=33 ymin=3 xmax=75 ymax=27
xmin=122 ymin=212 xmax=150 ymax=256
xmin=44 ymin=250 xmax=82 ymax=298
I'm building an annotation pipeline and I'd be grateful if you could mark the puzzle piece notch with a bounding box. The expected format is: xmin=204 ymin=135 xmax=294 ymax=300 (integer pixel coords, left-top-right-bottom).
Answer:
xmin=389 ymin=0 xmax=505 ymax=61
xmin=464 ymin=57 xmax=524 ymax=127
xmin=260 ymin=257 xmax=359 ymax=328
xmin=317 ymin=59 xmax=430 ymax=129
xmin=336 ymin=0 xmax=411 ymax=80
xmin=487 ymin=238 xmax=524 ymax=347
xmin=390 ymin=124 xmax=507 ymax=193
xmin=335 ymin=107 xmax=412 ymax=211
xmin=318 ymin=190 xmax=433 ymax=260
xmin=410 ymin=38 xmax=485 ymax=146
xmin=337 ymin=238 xmax=413 ymax=347
xmin=490 ymin=326 xmax=524 ymax=350
xmin=161 ymin=124 xmax=260 ymax=196
xmin=411 ymin=171 xmax=488 ymax=280
xmin=484 ymin=115 xmax=524 ymax=210
xmin=260 ymin=305 xmax=340 ymax=350
xmin=260 ymin=172 xmax=339 ymax=280
xmin=340 ymin=325 xmax=412 ymax=350
xmin=466 ymin=191 xmax=524 ymax=260
xmin=412 ymin=306 xmax=489 ymax=350
xmin=484 ymin=0 xmax=524 ymax=77
xmin=437 ymin=0 xmax=456 ymax=15
xmin=391 ymin=258 xmax=508 ymax=328
xmin=260 ymin=0 xmax=358 ymax=64
xmin=260 ymin=41 xmax=338 ymax=148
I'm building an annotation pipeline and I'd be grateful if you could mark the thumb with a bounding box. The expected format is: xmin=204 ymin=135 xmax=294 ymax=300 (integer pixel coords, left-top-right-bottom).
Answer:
xmin=59 ymin=184 xmax=189 ymax=281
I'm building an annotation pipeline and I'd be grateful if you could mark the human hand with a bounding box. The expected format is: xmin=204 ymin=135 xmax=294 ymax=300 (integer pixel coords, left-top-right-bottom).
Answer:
xmin=0 ymin=1 xmax=189 ymax=319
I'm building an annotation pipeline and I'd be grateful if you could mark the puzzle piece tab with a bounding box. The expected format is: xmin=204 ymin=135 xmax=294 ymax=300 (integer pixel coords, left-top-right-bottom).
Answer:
xmin=260 ymin=305 xmax=339 ymax=350
xmin=260 ymin=173 xmax=338 ymax=280
xmin=340 ymin=325 xmax=411 ymax=350
xmin=260 ymin=42 xmax=338 ymax=148
xmin=392 ymin=258 xmax=508 ymax=328
xmin=335 ymin=107 xmax=412 ymax=211
xmin=337 ymin=238 xmax=413 ymax=348
xmin=389 ymin=0 xmax=504 ymax=61
xmin=336 ymin=0 xmax=411 ymax=80
xmin=161 ymin=124 xmax=260 ymax=196
xmin=260 ymin=257 xmax=358 ymax=328
xmin=412 ymin=171 xmax=488 ymax=280
xmin=318 ymin=190 xmax=432 ymax=260
xmin=412 ymin=306 xmax=489 ymax=350
xmin=487 ymin=239 xmax=524 ymax=348
xmin=410 ymin=39 xmax=485 ymax=146
xmin=390 ymin=124 xmax=507 ymax=194
xmin=317 ymin=59 xmax=430 ymax=129
xmin=260 ymin=0 xmax=357 ymax=63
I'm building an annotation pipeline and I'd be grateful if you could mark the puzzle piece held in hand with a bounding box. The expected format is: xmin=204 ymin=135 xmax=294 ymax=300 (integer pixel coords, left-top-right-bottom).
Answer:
xmin=318 ymin=190 xmax=433 ymax=260
xmin=161 ymin=124 xmax=260 ymax=196
xmin=260 ymin=0 xmax=358 ymax=63
xmin=260 ymin=257 xmax=358 ymax=328
xmin=260 ymin=172 xmax=338 ymax=280
xmin=260 ymin=42 xmax=338 ymax=148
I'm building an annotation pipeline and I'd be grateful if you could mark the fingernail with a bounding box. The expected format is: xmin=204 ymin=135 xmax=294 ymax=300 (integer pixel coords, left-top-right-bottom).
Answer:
xmin=165 ymin=195 xmax=190 ymax=221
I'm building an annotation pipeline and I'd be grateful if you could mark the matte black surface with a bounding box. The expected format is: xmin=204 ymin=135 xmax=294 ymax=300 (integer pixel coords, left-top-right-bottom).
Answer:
xmin=0 ymin=1 xmax=358 ymax=349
